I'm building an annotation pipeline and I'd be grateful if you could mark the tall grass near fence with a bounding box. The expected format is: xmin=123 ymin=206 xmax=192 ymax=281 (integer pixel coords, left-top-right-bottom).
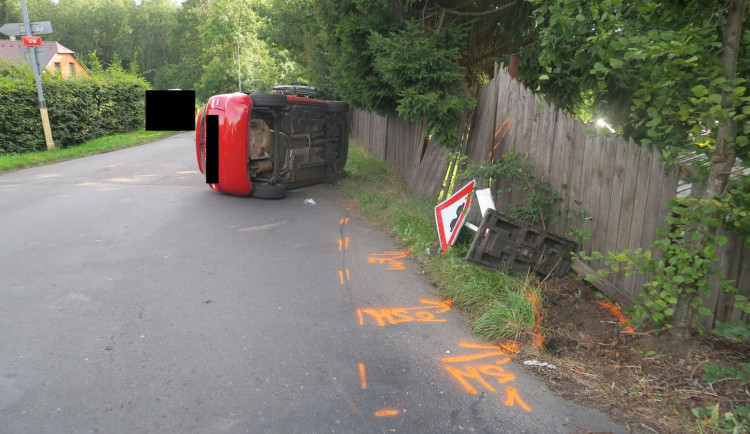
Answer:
xmin=338 ymin=142 xmax=542 ymax=346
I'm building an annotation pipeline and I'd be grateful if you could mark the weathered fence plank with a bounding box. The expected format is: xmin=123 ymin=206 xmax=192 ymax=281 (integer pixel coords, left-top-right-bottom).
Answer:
xmin=617 ymin=142 xmax=645 ymax=296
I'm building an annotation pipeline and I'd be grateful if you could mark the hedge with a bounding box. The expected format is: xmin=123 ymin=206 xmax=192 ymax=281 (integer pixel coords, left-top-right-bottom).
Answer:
xmin=0 ymin=62 xmax=149 ymax=154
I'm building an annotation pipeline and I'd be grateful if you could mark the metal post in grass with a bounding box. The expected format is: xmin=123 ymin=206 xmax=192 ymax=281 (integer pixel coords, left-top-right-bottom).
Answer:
xmin=20 ymin=0 xmax=55 ymax=150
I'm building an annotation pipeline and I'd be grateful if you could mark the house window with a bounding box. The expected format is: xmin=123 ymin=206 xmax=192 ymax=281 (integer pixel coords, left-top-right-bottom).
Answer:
xmin=68 ymin=63 xmax=74 ymax=77
xmin=54 ymin=62 xmax=61 ymax=74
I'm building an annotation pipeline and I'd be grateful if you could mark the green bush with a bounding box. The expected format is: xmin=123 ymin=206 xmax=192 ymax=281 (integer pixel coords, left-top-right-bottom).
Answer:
xmin=0 ymin=61 xmax=149 ymax=154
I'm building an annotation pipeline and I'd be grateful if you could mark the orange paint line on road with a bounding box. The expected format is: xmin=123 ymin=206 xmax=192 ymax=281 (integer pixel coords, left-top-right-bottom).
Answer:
xmin=338 ymin=237 xmax=351 ymax=251
xmin=358 ymin=363 xmax=367 ymax=389
xmin=374 ymin=409 xmax=399 ymax=417
xmin=337 ymin=269 xmax=350 ymax=284
xmin=505 ymin=386 xmax=532 ymax=412
xmin=442 ymin=341 xmax=519 ymax=363
xmin=444 ymin=365 xmax=495 ymax=394
xmin=367 ymin=250 xmax=411 ymax=270
xmin=329 ymin=370 xmax=359 ymax=414
xmin=419 ymin=299 xmax=452 ymax=313
xmin=442 ymin=350 xmax=510 ymax=363
xmin=454 ymin=341 xmax=519 ymax=354
xmin=340 ymin=218 xmax=350 ymax=225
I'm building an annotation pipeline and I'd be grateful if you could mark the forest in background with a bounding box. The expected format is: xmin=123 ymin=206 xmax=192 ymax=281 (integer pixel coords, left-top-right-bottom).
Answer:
xmin=0 ymin=0 xmax=305 ymax=101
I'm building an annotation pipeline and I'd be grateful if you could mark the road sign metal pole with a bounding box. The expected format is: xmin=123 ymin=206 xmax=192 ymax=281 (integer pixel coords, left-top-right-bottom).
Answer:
xmin=20 ymin=0 xmax=54 ymax=150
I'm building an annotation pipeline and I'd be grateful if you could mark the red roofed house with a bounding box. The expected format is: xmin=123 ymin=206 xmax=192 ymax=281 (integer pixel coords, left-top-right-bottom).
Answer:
xmin=0 ymin=39 xmax=87 ymax=79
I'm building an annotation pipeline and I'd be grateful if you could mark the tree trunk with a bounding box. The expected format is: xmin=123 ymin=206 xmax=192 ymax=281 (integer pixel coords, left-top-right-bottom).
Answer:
xmin=701 ymin=0 xmax=745 ymax=202
xmin=669 ymin=0 xmax=746 ymax=338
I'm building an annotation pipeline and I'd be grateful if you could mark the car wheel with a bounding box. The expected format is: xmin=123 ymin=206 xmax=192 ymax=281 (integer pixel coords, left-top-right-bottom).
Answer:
xmin=325 ymin=171 xmax=347 ymax=184
xmin=250 ymin=182 xmax=287 ymax=199
xmin=251 ymin=94 xmax=287 ymax=108
xmin=330 ymin=112 xmax=349 ymax=174
xmin=326 ymin=101 xmax=348 ymax=113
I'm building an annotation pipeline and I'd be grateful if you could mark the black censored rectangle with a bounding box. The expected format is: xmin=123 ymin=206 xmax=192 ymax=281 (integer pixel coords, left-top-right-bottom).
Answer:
xmin=205 ymin=114 xmax=219 ymax=184
xmin=145 ymin=90 xmax=196 ymax=131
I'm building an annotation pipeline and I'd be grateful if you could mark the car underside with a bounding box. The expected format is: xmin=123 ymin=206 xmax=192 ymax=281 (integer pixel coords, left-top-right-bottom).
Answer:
xmin=196 ymin=92 xmax=348 ymax=198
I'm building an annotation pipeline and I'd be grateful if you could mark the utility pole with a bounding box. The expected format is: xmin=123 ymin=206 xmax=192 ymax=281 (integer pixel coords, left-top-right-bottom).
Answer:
xmin=237 ymin=40 xmax=241 ymax=93
xmin=20 ymin=0 xmax=54 ymax=150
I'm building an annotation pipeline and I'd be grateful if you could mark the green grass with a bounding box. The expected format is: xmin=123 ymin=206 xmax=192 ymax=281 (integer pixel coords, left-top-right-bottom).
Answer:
xmin=337 ymin=142 xmax=542 ymax=347
xmin=0 ymin=130 xmax=179 ymax=174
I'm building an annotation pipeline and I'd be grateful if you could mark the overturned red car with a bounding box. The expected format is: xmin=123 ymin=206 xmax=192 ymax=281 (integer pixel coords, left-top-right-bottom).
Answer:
xmin=195 ymin=92 xmax=348 ymax=198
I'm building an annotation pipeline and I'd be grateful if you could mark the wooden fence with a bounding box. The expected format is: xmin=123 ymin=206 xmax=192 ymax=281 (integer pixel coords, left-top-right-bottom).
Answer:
xmin=350 ymin=66 xmax=750 ymax=329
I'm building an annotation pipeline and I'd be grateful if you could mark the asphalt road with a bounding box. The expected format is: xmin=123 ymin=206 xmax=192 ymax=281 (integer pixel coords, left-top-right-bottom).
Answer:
xmin=0 ymin=133 xmax=625 ymax=433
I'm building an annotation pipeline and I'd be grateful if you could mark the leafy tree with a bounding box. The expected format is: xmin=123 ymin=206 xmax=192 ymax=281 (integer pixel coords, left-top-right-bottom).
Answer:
xmin=263 ymin=1 xmax=535 ymax=147
xmin=369 ymin=21 xmax=475 ymax=147
xmin=529 ymin=0 xmax=750 ymax=338
xmin=22 ymin=0 xmax=179 ymax=81
xmin=310 ymin=1 xmax=472 ymax=146
xmin=0 ymin=0 xmax=21 ymax=24
xmin=192 ymin=0 xmax=300 ymax=100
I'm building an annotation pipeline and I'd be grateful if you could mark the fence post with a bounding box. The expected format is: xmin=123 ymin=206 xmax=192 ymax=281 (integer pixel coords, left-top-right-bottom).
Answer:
xmin=509 ymin=55 xmax=519 ymax=79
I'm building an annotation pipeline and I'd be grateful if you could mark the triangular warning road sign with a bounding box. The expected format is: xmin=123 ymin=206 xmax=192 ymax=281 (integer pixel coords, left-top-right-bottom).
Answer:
xmin=435 ymin=180 xmax=475 ymax=254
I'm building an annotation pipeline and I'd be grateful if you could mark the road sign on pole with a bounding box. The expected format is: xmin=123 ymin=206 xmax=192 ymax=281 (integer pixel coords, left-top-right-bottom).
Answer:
xmin=0 ymin=20 xmax=52 ymax=37
xmin=19 ymin=46 xmax=48 ymax=70
xmin=435 ymin=180 xmax=476 ymax=254
xmin=14 ymin=1 xmax=54 ymax=150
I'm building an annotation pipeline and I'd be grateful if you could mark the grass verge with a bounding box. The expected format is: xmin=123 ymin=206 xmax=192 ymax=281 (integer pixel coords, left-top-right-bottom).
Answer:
xmin=0 ymin=130 xmax=179 ymax=174
xmin=337 ymin=142 xmax=542 ymax=346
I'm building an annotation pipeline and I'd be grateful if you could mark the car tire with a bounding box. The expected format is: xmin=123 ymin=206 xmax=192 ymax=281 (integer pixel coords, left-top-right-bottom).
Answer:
xmin=331 ymin=112 xmax=349 ymax=172
xmin=251 ymin=94 xmax=287 ymax=108
xmin=325 ymin=171 xmax=347 ymax=184
xmin=326 ymin=101 xmax=348 ymax=113
xmin=250 ymin=182 xmax=287 ymax=199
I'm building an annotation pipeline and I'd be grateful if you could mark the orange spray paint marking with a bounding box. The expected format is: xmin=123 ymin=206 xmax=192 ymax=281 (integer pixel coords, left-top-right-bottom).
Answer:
xmin=356 ymin=299 xmax=451 ymax=327
xmin=329 ymin=370 xmax=359 ymax=414
xmin=338 ymin=237 xmax=350 ymax=251
xmin=598 ymin=300 xmax=634 ymax=332
xmin=504 ymin=387 xmax=532 ymax=412
xmin=338 ymin=269 xmax=350 ymax=285
xmin=444 ymin=365 xmax=496 ymax=394
xmin=375 ymin=409 xmax=400 ymax=417
xmin=340 ymin=218 xmax=350 ymax=225
xmin=442 ymin=341 xmax=531 ymax=412
xmin=442 ymin=349 xmax=510 ymax=363
xmin=527 ymin=292 xmax=545 ymax=350
xmin=419 ymin=299 xmax=452 ymax=313
xmin=479 ymin=365 xmax=516 ymax=383
xmin=488 ymin=117 xmax=513 ymax=158
xmin=358 ymin=363 xmax=367 ymax=389
xmin=368 ymin=250 xmax=412 ymax=270
xmin=442 ymin=341 xmax=519 ymax=363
